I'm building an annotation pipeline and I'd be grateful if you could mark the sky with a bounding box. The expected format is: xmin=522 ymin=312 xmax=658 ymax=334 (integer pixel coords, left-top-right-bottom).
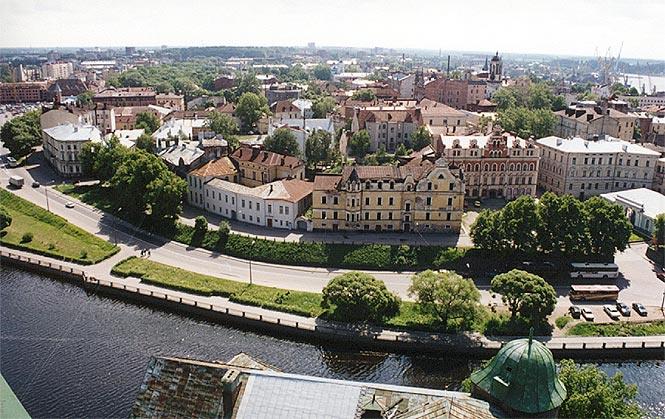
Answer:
xmin=1 ymin=0 xmax=664 ymax=60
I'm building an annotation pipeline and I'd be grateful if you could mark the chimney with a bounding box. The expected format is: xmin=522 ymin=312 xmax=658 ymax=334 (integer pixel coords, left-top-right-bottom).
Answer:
xmin=222 ymin=369 xmax=241 ymax=417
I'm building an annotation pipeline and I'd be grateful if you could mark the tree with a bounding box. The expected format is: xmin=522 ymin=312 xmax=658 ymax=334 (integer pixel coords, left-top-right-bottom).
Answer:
xmin=155 ymin=81 xmax=174 ymax=94
xmin=654 ymin=213 xmax=665 ymax=246
xmin=499 ymin=196 xmax=540 ymax=254
xmin=194 ymin=216 xmax=208 ymax=233
xmin=312 ymin=96 xmax=335 ymax=118
xmin=497 ymin=107 xmax=555 ymax=139
xmin=558 ymin=359 xmax=642 ymax=418
xmin=207 ymin=110 xmax=239 ymax=149
xmin=135 ymin=133 xmax=155 ymax=153
xmin=313 ymin=64 xmax=332 ymax=81
xmin=234 ymin=71 xmax=261 ymax=97
xmin=395 ymin=143 xmax=408 ymax=156
xmin=348 ymin=130 xmax=371 ymax=158
xmin=470 ymin=210 xmax=504 ymax=252
xmin=583 ymin=197 xmax=631 ymax=259
xmin=264 ymin=128 xmax=300 ymax=156
xmin=351 ymin=89 xmax=376 ymax=101
xmin=0 ymin=110 xmax=41 ymax=158
xmin=305 ymin=129 xmax=332 ymax=168
xmin=110 ymin=150 xmax=187 ymax=224
xmin=135 ymin=112 xmax=161 ymax=134
xmin=217 ymin=220 xmax=230 ymax=247
xmin=119 ymin=70 xmax=146 ymax=87
xmin=77 ymin=90 xmax=94 ymax=106
xmin=79 ymin=136 xmax=128 ymax=181
xmin=408 ymin=270 xmax=481 ymax=330
xmin=0 ymin=206 xmax=12 ymax=231
xmin=490 ymin=269 xmax=556 ymax=325
xmin=537 ymin=192 xmax=587 ymax=257
xmin=321 ymin=272 xmax=400 ymax=322
xmin=551 ymin=95 xmax=567 ymax=111
xmin=477 ymin=115 xmax=492 ymax=134
xmin=236 ymin=92 xmax=269 ymax=133
xmin=410 ymin=125 xmax=432 ymax=150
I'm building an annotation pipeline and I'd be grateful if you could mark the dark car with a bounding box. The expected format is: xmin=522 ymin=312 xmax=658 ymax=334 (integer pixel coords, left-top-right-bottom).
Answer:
xmin=522 ymin=261 xmax=556 ymax=275
xmin=31 ymin=181 xmax=40 ymax=188
xmin=616 ymin=302 xmax=631 ymax=317
xmin=632 ymin=302 xmax=648 ymax=317
xmin=569 ymin=305 xmax=582 ymax=319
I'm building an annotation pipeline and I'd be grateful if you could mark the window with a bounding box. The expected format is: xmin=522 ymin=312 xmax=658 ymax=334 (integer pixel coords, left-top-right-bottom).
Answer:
xmin=377 ymin=197 xmax=382 ymax=206
xmin=322 ymin=211 xmax=327 ymax=219
xmin=268 ymin=204 xmax=272 ymax=213
xmin=378 ymin=181 xmax=383 ymax=189
xmin=427 ymin=182 xmax=432 ymax=190
xmin=333 ymin=211 xmax=337 ymax=219
xmin=426 ymin=197 xmax=432 ymax=206
xmin=389 ymin=181 xmax=394 ymax=190
xmin=405 ymin=202 xmax=411 ymax=211
xmin=284 ymin=206 xmax=288 ymax=215
xmin=241 ymin=199 xmax=245 ymax=208
xmin=279 ymin=206 xmax=284 ymax=215
xmin=257 ymin=203 xmax=260 ymax=211
xmin=447 ymin=197 xmax=453 ymax=206
xmin=365 ymin=197 xmax=370 ymax=205
xmin=425 ymin=213 xmax=430 ymax=220
xmin=365 ymin=212 xmax=369 ymax=220
xmin=321 ymin=196 xmax=327 ymax=204
xmin=446 ymin=213 xmax=451 ymax=221
xmin=377 ymin=212 xmax=382 ymax=220
xmin=389 ymin=197 xmax=394 ymax=205
xmin=333 ymin=196 xmax=338 ymax=205
xmin=388 ymin=212 xmax=393 ymax=220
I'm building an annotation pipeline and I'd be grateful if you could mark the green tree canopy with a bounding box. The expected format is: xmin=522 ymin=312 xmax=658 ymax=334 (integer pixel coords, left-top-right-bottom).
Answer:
xmin=499 ymin=196 xmax=540 ymax=254
xmin=207 ymin=110 xmax=239 ymax=149
xmin=654 ymin=213 xmax=665 ymax=246
xmin=321 ymin=271 xmax=400 ymax=322
xmin=77 ymin=90 xmax=94 ymax=106
xmin=470 ymin=210 xmax=504 ymax=252
xmin=351 ymin=89 xmax=376 ymax=101
xmin=135 ymin=133 xmax=155 ymax=153
xmin=537 ymin=192 xmax=587 ymax=257
xmin=79 ymin=135 xmax=128 ymax=182
xmin=0 ymin=110 xmax=41 ymax=158
xmin=497 ymin=107 xmax=556 ymax=139
xmin=313 ymin=64 xmax=332 ymax=81
xmin=348 ymin=130 xmax=371 ymax=158
xmin=583 ymin=197 xmax=631 ymax=259
xmin=490 ymin=269 xmax=556 ymax=325
xmin=135 ymin=112 xmax=161 ymax=134
xmin=305 ymin=129 xmax=333 ymax=168
xmin=408 ymin=270 xmax=481 ymax=330
xmin=264 ymin=128 xmax=300 ymax=156
xmin=236 ymin=92 xmax=269 ymax=133
xmin=410 ymin=125 xmax=432 ymax=150
xmin=0 ymin=206 xmax=12 ymax=231
xmin=234 ymin=71 xmax=261 ymax=97
xmin=558 ymin=359 xmax=642 ymax=418
xmin=312 ymin=96 xmax=335 ymax=118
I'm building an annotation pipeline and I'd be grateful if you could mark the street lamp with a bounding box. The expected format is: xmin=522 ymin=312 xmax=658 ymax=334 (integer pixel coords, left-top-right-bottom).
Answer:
xmin=248 ymin=239 xmax=256 ymax=286
xmin=44 ymin=179 xmax=54 ymax=212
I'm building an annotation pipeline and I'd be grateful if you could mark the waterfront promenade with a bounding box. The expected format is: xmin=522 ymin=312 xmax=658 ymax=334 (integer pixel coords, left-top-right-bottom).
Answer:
xmin=2 ymin=248 xmax=664 ymax=359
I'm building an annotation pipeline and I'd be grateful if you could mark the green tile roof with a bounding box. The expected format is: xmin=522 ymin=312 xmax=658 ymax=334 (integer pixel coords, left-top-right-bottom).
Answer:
xmin=1 ymin=374 xmax=31 ymax=419
xmin=470 ymin=337 xmax=566 ymax=414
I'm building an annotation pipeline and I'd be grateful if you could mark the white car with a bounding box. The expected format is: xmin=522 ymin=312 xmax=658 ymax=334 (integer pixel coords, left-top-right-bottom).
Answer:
xmin=65 ymin=201 xmax=75 ymax=209
xmin=581 ymin=308 xmax=595 ymax=321
xmin=603 ymin=304 xmax=621 ymax=320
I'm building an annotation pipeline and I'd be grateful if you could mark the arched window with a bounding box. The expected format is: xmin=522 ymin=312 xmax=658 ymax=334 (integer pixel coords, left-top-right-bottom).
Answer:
xmin=500 ymin=163 xmax=505 ymax=171
xmin=484 ymin=164 xmax=489 ymax=171
xmin=530 ymin=163 xmax=535 ymax=171
xmin=475 ymin=163 xmax=480 ymax=171
xmin=365 ymin=181 xmax=371 ymax=190
xmin=492 ymin=163 xmax=497 ymax=172
xmin=509 ymin=164 xmax=515 ymax=171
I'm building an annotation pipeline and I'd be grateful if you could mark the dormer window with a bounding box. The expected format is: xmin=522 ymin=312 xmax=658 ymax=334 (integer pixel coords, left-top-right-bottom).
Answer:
xmin=365 ymin=181 xmax=371 ymax=189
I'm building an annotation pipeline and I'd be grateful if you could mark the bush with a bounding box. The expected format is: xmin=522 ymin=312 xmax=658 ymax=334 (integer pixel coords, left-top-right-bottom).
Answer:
xmin=21 ymin=232 xmax=33 ymax=243
xmin=79 ymin=250 xmax=88 ymax=259
xmin=482 ymin=312 xmax=552 ymax=336
xmin=322 ymin=272 xmax=400 ymax=322
xmin=555 ymin=315 xmax=572 ymax=329
xmin=0 ymin=206 xmax=12 ymax=231
xmin=217 ymin=221 xmax=230 ymax=248
xmin=194 ymin=216 xmax=208 ymax=232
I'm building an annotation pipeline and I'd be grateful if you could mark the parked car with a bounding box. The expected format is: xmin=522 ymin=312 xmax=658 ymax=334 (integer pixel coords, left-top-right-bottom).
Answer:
xmin=7 ymin=156 xmax=19 ymax=167
xmin=65 ymin=201 xmax=75 ymax=209
xmin=569 ymin=305 xmax=582 ymax=319
xmin=616 ymin=302 xmax=631 ymax=317
xmin=474 ymin=200 xmax=481 ymax=208
xmin=31 ymin=181 xmax=40 ymax=188
xmin=632 ymin=302 xmax=648 ymax=317
xmin=603 ymin=304 xmax=621 ymax=320
xmin=522 ymin=261 xmax=556 ymax=275
xmin=581 ymin=308 xmax=594 ymax=321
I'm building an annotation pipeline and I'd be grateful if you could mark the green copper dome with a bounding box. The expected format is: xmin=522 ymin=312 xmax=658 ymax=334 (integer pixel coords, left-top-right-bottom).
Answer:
xmin=470 ymin=336 xmax=567 ymax=415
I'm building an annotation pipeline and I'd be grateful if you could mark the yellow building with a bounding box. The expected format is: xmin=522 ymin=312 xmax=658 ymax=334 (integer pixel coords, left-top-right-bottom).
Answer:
xmin=312 ymin=156 xmax=464 ymax=232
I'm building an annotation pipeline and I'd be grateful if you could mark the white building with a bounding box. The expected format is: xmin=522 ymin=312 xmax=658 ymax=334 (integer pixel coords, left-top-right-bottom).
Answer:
xmin=152 ymin=118 xmax=213 ymax=151
xmin=42 ymin=123 xmax=102 ymax=177
xmin=200 ymin=178 xmax=313 ymax=230
xmin=267 ymin=117 xmax=335 ymax=159
xmin=601 ymin=188 xmax=665 ymax=234
xmin=537 ymin=135 xmax=661 ymax=199
xmin=41 ymin=62 xmax=73 ymax=80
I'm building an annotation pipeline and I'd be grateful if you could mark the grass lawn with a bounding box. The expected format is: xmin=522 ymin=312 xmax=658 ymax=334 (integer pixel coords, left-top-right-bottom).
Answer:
xmin=567 ymin=320 xmax=665 ymax=337
xmin=629 ymin=231 xmax=646 ymax=242
xmin=111 ymin=257 xmax=448 ymax=331
xmin=0 ymin=189 xmax=118 ymax=264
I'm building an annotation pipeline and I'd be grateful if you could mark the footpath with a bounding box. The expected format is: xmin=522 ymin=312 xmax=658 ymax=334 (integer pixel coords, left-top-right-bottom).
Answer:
xmin=2 ymin=248 xmax=664 ymax=360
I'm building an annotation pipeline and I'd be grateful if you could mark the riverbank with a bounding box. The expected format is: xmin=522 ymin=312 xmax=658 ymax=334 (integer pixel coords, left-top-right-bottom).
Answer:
xmin=2 ymin=248 xmax=664 ymax=360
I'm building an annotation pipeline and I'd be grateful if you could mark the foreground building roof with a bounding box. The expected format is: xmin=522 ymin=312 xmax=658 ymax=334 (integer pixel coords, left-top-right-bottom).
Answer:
xmin=601 ymin=188 xmax=665 ymax=219
xmin=131 ymin=355 xmax=501 ymax=419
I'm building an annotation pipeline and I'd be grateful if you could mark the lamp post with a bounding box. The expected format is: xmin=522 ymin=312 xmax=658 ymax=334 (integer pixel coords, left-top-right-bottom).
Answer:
xmin=44 ymin=179 xmax=54 ymax=212
xmin=249 ymin=239 xmax=256 ymax=286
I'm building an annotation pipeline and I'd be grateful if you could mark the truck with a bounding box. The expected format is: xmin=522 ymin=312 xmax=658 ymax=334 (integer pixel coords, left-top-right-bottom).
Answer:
xmin=9 ymin=175 xmax=24 ymax=188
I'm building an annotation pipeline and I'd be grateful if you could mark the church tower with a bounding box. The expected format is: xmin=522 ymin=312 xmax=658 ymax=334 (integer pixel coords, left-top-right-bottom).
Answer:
xmin=489 ymin=51 xmax=503 ymax=81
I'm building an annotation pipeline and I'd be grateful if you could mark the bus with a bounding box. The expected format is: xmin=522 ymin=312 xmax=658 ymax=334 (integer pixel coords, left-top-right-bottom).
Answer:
xmin=570 ymin=262 xmax=619 ymax=279
xmin=569 ymin=285 xmax=620 ymax=301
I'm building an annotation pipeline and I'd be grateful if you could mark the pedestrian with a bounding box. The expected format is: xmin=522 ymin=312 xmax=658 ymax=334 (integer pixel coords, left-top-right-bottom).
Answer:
xmin=148 ymin=250 xmax=151 ymax=257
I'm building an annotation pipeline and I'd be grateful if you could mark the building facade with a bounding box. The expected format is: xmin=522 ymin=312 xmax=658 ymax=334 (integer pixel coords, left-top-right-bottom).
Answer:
xmin=312 ymin=156 xmax=465 ymax=233
xmin=231 ymin=146 xmax=305 ymax=187
xmin=554 ymin=105 xmax=638 ymax=142
xmin=93 ymin=87 xmax=157 ymax=107
xmin=653 ymin=158 xmax=665 ymax=194
xmin=42 ymin=123 xmax=102 ymax=177
xmin=0 ymin=82 xmax=48 ymax=103
xmin=433 ymin=128 xmax=540 ymax=199
xmin=537 ymin=136 xmax=660 ymax=199
xmin=351 ymin=106 xmax=422 ymax=152
xmin=601 ymin=188 xmax=665 ymax=235
xmin=41 ymin=62 xmax=73 ymax=80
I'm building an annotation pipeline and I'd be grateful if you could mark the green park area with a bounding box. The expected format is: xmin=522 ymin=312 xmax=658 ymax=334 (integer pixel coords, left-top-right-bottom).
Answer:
xmin=567 ymin=320 xmax=665 ymax=337
xmin=0 ymin=189 xmax=118 ymax=264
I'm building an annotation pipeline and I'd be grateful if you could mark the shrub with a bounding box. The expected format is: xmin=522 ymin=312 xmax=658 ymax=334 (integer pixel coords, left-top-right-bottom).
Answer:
xmin=322 ymin=271 xmax=400 ymax=322
xmin=555 ymin=315 xmax=572 ymax=329
xmin=0 ymin=206 xmax=12 ymax=231
xmin=217 ymin=221 xmax=230 ymax=248
xmin=79 ymin=250 xmax=88 ymax=259
xmin=21 ymin=232 xmax=33 ymax=243
xmin=194 ymin=216 xmax=208 ymax=232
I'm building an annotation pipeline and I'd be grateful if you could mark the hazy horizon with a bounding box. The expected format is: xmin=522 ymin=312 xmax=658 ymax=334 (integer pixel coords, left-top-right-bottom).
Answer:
xmin=1 ymin=0 xmax=664 ymax=61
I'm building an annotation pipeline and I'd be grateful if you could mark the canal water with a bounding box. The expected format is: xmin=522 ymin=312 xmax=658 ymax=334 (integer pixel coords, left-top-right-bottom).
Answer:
xmin=1 ymin=267 xmax=664 ymax=418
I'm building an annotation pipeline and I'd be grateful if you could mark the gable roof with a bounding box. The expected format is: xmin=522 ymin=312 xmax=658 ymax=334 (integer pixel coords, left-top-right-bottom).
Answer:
xmin=188 ymin=156 xmax=237 ymax=178
xmin=231 ymin=146 xmax=304 ymax=169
